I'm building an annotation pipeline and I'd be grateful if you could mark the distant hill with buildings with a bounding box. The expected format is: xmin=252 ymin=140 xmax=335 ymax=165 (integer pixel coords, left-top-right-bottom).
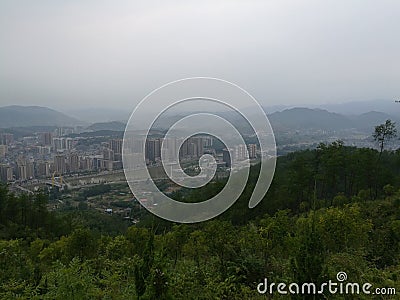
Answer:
xmin=66 ymin=107 xmax=131 ymax=123
xmin=86 ymin=121 xmax=126 ymax=132
xmin=0 ymin=106 xmax=85 ymax=128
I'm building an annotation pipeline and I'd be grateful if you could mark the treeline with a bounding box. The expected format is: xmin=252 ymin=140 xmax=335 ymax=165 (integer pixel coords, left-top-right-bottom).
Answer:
xmin=0 ymin=189 xmax=59 ymax=240
xmin=239 ymin=141 xmax=400 ymax=222
xmin=168 ymin=141 xmax=400 ymax=226
xmin=0 ymin=142 xmax=400 ymax=299
xmin=0 ymin=185 xmax=130 ymax=240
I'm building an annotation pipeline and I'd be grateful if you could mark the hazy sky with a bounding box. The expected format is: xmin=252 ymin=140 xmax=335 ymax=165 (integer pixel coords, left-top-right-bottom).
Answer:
xmin=1 ymin=0 xmax=400 ymax=112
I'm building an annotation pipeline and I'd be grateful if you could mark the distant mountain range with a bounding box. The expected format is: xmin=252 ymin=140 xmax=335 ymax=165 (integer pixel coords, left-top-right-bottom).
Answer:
xmin=268 ymin=108 xmax=396 ymax=131
xmin=0 ymin=104 xmax=397 ymax=133
xmin=142 ymin=107 xmax=397 ymax=133
xmin=0 ymin=106 xmax=85 ymax=128
xmin=263 ymin=99 xmax=400 ymax=116
xmin=66 ymin=108 xmax=131 ymax=124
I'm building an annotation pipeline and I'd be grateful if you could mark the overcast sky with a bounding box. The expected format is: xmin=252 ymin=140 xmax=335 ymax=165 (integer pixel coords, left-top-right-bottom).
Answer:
xmin=1 ymin=0 xmax=400 ymax=112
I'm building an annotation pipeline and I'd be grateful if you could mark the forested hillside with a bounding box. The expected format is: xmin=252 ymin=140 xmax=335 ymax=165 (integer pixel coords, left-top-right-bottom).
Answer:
xmin=1 ymin=142 xmax=400 ymax=299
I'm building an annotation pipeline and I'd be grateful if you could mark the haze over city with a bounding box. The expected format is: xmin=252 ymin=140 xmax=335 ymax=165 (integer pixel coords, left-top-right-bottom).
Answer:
xmin=1 ymin=0 xmax=400 ymax=113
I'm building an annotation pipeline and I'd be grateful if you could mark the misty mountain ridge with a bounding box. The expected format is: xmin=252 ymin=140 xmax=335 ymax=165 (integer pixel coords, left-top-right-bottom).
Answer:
xmin=145 ymin=107 xmax=397 ymax=133
xmin=0 ymin=105 xmax=86 ymax=128
xmin=263 ymin=99 xmax=400 ymax=116
xmin=66 ymin=107 xmax=131 ymax=124
xmin=268 ymin=108 xmax=351 ymax=131
xmin=0 ymin=105 xmax=397 ymax=133
xmin=268 ymin=107 xmax=396 ymax=131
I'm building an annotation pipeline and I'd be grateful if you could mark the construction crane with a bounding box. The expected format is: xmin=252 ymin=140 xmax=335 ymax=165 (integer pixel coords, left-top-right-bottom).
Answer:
xmin=51 ymin=172 xmax=63 ymax=188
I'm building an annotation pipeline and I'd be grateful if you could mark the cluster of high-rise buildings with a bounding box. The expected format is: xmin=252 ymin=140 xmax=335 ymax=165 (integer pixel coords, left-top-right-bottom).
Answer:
xmin=0 ymin=130 xmax=125 ymax=182
xmin=0 ymin=129 xmax=259 ymax=183
xmin=138 ymin=135 xmax=258 ymax=167
xmin=123 ymin=135 xmax=213 ymax=164
xmin=144 ymin=136 xmax=209 ymax=163
xmin=222 ymin=143 xmax=258 ymax=167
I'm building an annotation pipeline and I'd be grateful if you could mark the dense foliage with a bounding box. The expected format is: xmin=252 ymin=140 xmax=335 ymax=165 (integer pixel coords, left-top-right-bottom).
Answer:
xmin=1 ymin=142 xmax=400 ymax=299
